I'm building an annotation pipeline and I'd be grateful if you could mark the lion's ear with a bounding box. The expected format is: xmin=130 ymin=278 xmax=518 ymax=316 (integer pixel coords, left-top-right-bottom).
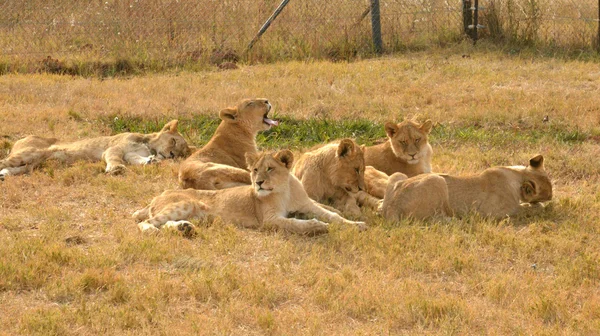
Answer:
xmin=420 ymin=119 xmax=433 ymax=134
xmin=337 ymin=139 xmax=355 ymax=158
xmin=384 ymin=122 xmax=399 ymax=138
xmin=521 ymin=181 xmax=536 ymax=197
xmin=219 ymin=107 xmax=238 ymax=121
xmin=245 ymin=152 xmax=259 ymax=169
xmin=274 ymin=149 xmax=294 ymax=169
xmin=161 ymin=119 xmax=179 ymax=133
xmin=529 ymin=155 xmax=544 ymax=169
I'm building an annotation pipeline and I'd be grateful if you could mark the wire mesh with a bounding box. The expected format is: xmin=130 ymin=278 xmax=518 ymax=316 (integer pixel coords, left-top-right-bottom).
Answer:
xmin=477 ymin=0 xmax=598 ymax=48
xmin=0 ymin=0 xmax=597 ymax=69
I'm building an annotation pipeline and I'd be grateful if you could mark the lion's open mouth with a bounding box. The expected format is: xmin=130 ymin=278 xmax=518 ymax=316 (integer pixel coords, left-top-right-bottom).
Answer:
xmin=263 ymin=113 xmax=279 ymax=127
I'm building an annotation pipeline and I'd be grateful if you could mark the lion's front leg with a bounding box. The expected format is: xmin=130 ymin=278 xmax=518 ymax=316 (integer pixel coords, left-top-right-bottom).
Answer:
xmin=137 ymin=200 xmax=207 ymax=236
xmin=364 ymin=166 xmax=391 ymax=199
xmin=297 ymin=201 xmax=367 ymax=231
xmin=332 ymin=193 xmax=362 ymax=218
xmin=356 ymin=190 xmax=382 ymax=210
xmin=265 ymin=215 xmax=329 ymax=235
xmin=124 ymin=152 xmax=158 ymax=166
xmin=102 ymin=146 xmax=127 ymax=175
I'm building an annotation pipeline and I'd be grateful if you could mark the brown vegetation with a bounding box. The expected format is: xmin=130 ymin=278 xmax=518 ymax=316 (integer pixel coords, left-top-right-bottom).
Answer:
xmin=0 ymin=50 xmax=599 ymax=334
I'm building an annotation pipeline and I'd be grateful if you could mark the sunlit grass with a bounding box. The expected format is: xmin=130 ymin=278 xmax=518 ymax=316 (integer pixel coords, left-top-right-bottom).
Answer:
xmin=1 ymin=51 xmax=600 ymax=334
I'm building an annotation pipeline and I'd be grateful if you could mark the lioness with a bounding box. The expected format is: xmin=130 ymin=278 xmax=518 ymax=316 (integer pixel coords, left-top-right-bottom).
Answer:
xmin=380 ymin=173 xmax=451 ymax=221
xmin=0 ymin=120 xmax=190 ymax=179
xmin=380 ymin=155 xmax=553 ymax=220
xmin=178 ymin=98 xmax=278 ymax=190
xmin=292 ymin=139 xmax=380 ymax=216
xmin=364 ymin=119 xmax=433 ymax=198
xmin=134 ymin=149 xmax=366 ymax=235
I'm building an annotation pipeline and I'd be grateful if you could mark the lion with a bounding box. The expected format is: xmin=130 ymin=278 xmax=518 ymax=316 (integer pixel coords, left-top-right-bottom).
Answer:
xmin=380 ymin=155 xmax=553 ymax=220
xmin=178 ymin=98 xmax=277 ymax=190
xmin=134 ymin=149 xmax=367 ymax=235
xmin=292 ymin=139 xmax=380 ymax=217
xmin=0 ymin=120 xmax=190 ymax=180
xmin=380 ymin=173 xmax=451 ymax=221
xmin=363 ymin=119 xmax=433 ymax=198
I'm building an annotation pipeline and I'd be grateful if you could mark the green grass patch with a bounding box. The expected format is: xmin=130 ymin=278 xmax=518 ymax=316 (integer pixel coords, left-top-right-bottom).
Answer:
xmin=100 ymin=115 xmax=595 ymax=149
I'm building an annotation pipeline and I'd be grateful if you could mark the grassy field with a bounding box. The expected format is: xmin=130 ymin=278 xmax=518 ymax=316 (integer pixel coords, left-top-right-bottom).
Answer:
xmin=1 ymin=49 xmax=600 ymax=335
xmin=1 ymin=0 xmax=598 ymax=75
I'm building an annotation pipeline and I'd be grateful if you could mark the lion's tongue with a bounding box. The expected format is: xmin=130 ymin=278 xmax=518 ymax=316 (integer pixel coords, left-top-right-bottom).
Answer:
xmin=263 ymin=118 xmax=279 ymax=126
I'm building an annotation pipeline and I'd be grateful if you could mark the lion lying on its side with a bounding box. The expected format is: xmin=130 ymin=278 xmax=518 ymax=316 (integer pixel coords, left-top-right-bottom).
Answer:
xmin=135 ymin=149 xmax=367 ymax=235
xmin=380 ymin=155 xmax=553 ymax=220
xmin=292 ymin=139 xmax=380 ymax=217
xmin=178 ymin=98 xmax=277 ymax=190
xmin=0 ymin=120 xmax=190 ymax=179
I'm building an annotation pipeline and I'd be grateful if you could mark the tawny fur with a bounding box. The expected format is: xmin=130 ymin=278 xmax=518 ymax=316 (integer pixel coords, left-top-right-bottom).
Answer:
xmin=178 ymin=98 xmax=276 ymax=190
xmin=136 ymin=150 xmax=366 ymax=235
xmin=0 ymin=120 xmax=191 ymax=179
xmin=364 ymin=119 xmax=434 ymax=198
xmin=381 ymin=155 xmax=553 ymax=220
xmin=292 ymin=139 xmax=380 ymax=217
xmin=380 ymin=173 xmax=451 ymax=221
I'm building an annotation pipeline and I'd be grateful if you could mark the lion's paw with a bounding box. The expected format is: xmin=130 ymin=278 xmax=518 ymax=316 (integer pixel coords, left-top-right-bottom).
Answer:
xmin=138 ymin=222 xmax=160 ymax=234
xmin=349 ymin=220 xmax=368 ymax=232
xmin=144 ymin=155 xmax=159 ymax=165
xmin=165 ymin=220 xmax=196 ymax=238
xmin=106 ymin=164 xmax=127 ymax=175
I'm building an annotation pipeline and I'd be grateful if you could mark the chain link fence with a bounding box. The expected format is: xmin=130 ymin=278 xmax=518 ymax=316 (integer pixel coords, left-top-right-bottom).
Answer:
xmin=0 ymin=0 xmax=598 ymax=74
xmin=473 ymin=0 xmax=599 ymax=49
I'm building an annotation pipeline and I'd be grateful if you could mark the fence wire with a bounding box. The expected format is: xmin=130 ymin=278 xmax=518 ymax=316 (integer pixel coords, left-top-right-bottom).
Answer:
xmin=0 ymin=0 xmax=597 ymax=70
xmin=476 ymin=0 xmax=598 ymax=48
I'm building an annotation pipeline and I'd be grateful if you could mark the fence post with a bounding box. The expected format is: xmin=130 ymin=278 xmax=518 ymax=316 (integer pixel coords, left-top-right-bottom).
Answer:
xmin=597 ymin=0 xmax=600 ymax=52
xmin=370 ymin=0 xmax=383 ymax=54
xmin=463 ymin=0 xmax=472 ymax=38
xmin=246 ymin=0 xmax=292 ymax=52
xmin=472 ymin=0 xmax=479 ymax=44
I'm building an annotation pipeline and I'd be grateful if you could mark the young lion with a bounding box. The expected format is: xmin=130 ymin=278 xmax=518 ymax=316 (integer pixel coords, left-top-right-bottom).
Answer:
xmin=134 ymin=149 xmax=366 ymax=235
xmin=292 ymin=139 xmax=380 ymax=217
xmin=380 ymin=155 xmax=553 ymax=220
xmin=178 ymin=98 xmax=278 ymax=190
xmin=380 ymin=173 xmax=451 ymax=221
xmin=0 ymin=120 xmax=190 ymax=179
xmin=363 ymin=119 xmax=433 ymax=198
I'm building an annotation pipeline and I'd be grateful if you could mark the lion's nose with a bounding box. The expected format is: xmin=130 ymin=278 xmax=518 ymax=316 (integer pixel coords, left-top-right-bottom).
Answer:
xmin=256 ymin=180 xmax=264 ymax=187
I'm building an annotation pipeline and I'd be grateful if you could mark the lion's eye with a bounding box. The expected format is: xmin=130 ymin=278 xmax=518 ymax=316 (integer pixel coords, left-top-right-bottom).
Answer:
xmin=399 ymin=140 xmax=407 ymax=146
xmin=267 ymin=167 xmax=273 ymax=172
xmin=355 ymin=168 xmax=360 ymax=174
xmin=253 ymin=168 xmax=258 ymax=173
xmin=415 ymin=138 xmax=420 ymax=144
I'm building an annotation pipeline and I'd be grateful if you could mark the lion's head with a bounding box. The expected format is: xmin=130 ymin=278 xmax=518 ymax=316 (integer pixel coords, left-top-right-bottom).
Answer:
xmin=520 ymin=155 xmax=553 ymax=204
xmin=219 ymin=98 xmax=278 ymax=133
xmin=246 ymin=149 xmax=293 ymax=197
xmin=149 ymin=120 xmax=192 ymax=159
xmin=385 ymin=119 xmax=432 ymax=165
xmin=331 ymin=139 xmax=366 ymax=194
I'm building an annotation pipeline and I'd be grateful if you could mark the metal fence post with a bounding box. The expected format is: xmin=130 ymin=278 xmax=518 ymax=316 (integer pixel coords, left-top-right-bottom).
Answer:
xmin=246 ymin=0 xmax=292 ymax=52
xmin=463 ymin=0 xmax=472 ymax=38
xmin=370 ymin=0 xmax=383 ymax=54
xmin=472 ymin=0 xmax=479 ymax=44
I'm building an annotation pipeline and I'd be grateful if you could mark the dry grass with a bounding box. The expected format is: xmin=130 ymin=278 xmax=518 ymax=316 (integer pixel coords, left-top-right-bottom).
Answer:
xmin=0 ymin=0 xmax=597 ymax=75
xmin=1 ymin=49 xmax=600 ymax=335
